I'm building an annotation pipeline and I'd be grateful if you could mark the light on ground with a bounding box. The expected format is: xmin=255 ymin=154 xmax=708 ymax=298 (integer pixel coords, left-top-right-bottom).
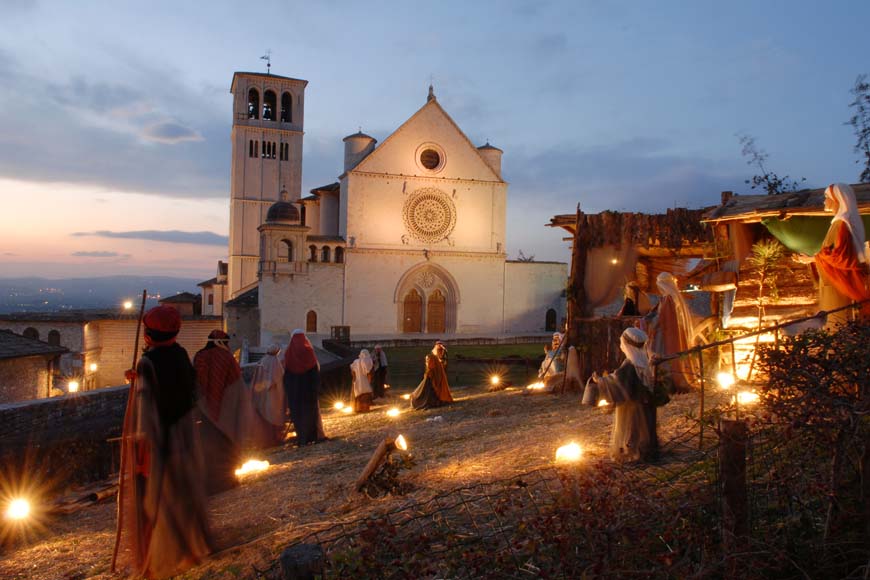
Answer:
xmin=333 ymin=401 xmax=345 ymax=410
xmin=67 ymin=380 xmax=79 ymax=393
xmin=386 ymin=407 xmax=400 ymax=418
xmin=342 ymin=407 xmax=353 ymax=414
xmin=490 ymin=375 xmax=500 ymax=386
xmin=735 ymin=391 xmax=760 ymax=406
xmin=401 ymin=394 xmax=411 ymax=400
xmin=597 ymin=399 xmax=609 ymax=407
xmin=555 ymin=442 xmax=583 ymax=463
xmin=717 ymin=372 xmax=735 ymax=390
xmin=5 ymin=498 xmax=30 ymax=521
xmin=235 ymin=459 xmax=269 ymax=478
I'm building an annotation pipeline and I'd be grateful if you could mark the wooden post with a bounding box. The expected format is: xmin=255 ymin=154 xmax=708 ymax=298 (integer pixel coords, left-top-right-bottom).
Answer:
xmin=354 ymin=437 xmax=395 ymax=492
xmin=698 ymin=350 xmax=705 ymax=450
xmin=719 ymin=419 xmax=749 ymax=573
xmin=568 ymin=207 xmax=591 ymax=381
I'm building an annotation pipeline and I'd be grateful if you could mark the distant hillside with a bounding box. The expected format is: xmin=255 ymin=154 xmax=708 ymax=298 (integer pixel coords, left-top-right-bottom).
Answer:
xmin=0 ymin=276 xmax=202 ymax=314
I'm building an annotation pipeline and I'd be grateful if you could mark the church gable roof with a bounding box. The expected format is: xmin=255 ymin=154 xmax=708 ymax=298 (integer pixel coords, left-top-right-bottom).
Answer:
xmin=350 ymin=98 xmax=503 ymax=183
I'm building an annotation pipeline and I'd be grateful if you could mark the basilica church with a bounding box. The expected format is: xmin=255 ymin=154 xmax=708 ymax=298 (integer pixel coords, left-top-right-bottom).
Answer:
xmin=200 ymin=71 xmax=566 ymax=346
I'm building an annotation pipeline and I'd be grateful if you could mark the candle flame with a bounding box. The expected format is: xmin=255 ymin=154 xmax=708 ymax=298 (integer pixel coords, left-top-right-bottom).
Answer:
xmin=235 ymin=459 xmax=270 ymax=478
xmin=735 ymin=391 xmax=760 ymax=405
xmin=555 ymin=442 xmax=583 ymax=463
xmin=395 ymin=434 xmax=408 ymax=451
xmin=386 ymin=407 xmax=400 ymax=417
xmin=5 ymin=498 xmax=30 ymax=521
xmin=333 ymin=401 xmax=345 ymax=410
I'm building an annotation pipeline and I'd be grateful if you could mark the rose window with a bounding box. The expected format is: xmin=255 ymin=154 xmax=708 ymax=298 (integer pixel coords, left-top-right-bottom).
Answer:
xmin=402 ymin=188 xmax=457 ymax=243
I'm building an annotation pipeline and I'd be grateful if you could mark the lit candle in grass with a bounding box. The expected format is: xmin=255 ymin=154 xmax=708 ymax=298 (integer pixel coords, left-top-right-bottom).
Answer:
xmin=735 ymin=391 xmax=759 ymax=406
xmin=597 ymin=399 xmax=609 ymax=407
xmin=333 ymin=401 xmax=345 ymax=410
xmin=5 ymin=498 xmax=31 ymax=521
xmin=401 ymin=394 xmax=411 ymax=400
xmin=386 ymin=407 xmax=400 ymax=418
xmin=235 ymin=459 xmax=269 ymax=478
xmin=395 ymin=434 xmax=408 ymax=451
xmin=490 ymin=375 xmax=500 ymax=386
xmin=555 ymin=442 xmax=583 ymax=463
xmin=526 ymin=382 xmax=546 ymax=390
xmin=342 ymin=406 xmax=353 ymax=414
xmin=717 ymin=372 xmax=735 ymax=390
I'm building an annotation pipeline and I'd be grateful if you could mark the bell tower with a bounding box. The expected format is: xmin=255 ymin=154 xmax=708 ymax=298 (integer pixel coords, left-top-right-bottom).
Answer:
xmin=227 ymin=71 xmax=308 ymax=298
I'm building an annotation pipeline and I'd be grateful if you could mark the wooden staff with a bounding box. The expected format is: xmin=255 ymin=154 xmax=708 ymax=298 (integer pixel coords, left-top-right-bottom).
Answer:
xmin=111 ymin=289 xmax=147 ymax=572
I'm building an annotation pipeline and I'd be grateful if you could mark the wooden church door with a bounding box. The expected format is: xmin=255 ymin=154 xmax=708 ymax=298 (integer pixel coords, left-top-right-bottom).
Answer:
xmin=403 ymin=289 xmax=423 ymax=333
xmin=427 ymin=290 xmax=446 ymax=334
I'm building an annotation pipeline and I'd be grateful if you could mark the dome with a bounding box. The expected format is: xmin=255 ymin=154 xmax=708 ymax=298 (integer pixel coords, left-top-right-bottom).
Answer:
xmin=478 ymin=142 xmax=502 ymax=152
xmin=343 ymin=130 xmax=375 ymax=142
xmin=265 ymin=200 xmax=300 ymax=224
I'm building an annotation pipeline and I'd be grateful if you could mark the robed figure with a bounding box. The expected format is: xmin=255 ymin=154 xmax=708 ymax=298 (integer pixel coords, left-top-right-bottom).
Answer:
xmin=283 ymin=330 xmax=328 ymax=445
xmin=410 ymin=347 xmax=454 ymax=410
xmin=812 ymin=183 xmax=870 ymax=326
xmin=249 ymin=343 xmax=288 ymax=446
xmin=583 ymin=327 xmax=659 ymax=462
xmin=646 ymin=272 xmax=696 ymax=392
xmin=116 ymin=306 xmax=212 ymax=578
xmin=350 ymin=349 xmax=374 ymax=413
xmin=370 ymin=345 xmax=389 ymax=399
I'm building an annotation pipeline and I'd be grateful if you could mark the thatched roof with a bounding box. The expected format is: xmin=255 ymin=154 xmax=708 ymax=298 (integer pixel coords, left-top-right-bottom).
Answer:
xmin=703 ymin=183 xmax=870 ymax=223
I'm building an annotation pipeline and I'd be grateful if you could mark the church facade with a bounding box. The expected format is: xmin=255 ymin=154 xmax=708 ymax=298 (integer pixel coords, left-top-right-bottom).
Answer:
xmin=218 ymin=72 xmax=565 ymax=345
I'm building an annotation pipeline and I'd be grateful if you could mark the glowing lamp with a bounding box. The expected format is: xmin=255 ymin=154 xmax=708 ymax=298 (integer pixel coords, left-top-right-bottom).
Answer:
xmin=401 ymin=394 xmax=411 ymax=400
xmin=386 ymin=407 xmax=400 ymax=418
xmin=235 ymin=459 xmax=269 ymax=478
xmin=555 ymin=442 xmax=583 ymax=463
xmin=5 ymin=498 xmax=30 ymax=521
xmin=333 ymin=401 xmax=345 ymax=410
xmin=490 ymin=375 xmax=501 ymax=386
xmin=68 ymin=380 xmax=80 ymax=393
xmin=395 ymin=434 xmax=408 ymax=451
xmin=89 ymin=363 xmax=98 ymax=372
xmin=597 ymin=399 xmax=609 ymax=407
xmin=735 ymin=391 xmax=760 ymax=406
xmin=526 ymin=382 xmax=546 ymax=390
xmin=610 ymin=258 xmax=618 ymax=265
xmin=717 ymin=372 xmax=735 ymax=390
xmin=342 ymin=406 xmax=353 ymax=414
xmin=122 ymin=300 xmax=133 ymax=310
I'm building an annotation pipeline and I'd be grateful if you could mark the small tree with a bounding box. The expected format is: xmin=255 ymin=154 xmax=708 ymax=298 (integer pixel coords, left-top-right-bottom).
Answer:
xmin=515 ymin=250 xmax=535 ymax=262
xmin=746 ymin=239 xmax=785 ymax=378
xmin=847 ymin=74 xmax=870 ymax=183
xmin=738 ymin=134 xmax=806 ymax=195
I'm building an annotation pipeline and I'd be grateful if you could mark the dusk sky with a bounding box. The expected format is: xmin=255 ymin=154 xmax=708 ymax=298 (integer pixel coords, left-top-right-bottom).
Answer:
xmin=1 ymin=0 xmax=868 ymax=279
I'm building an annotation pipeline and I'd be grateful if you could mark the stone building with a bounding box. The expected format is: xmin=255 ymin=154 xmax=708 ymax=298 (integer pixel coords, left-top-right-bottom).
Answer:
xmin=0 ymin=310 xmax=221 ymax=391
xmin=0 ymin=330 xmax=67 ymax=403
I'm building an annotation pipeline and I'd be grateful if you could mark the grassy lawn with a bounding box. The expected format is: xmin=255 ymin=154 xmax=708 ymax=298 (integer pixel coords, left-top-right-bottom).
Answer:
xmin=384 ymin=343 xmax=547 ymax=391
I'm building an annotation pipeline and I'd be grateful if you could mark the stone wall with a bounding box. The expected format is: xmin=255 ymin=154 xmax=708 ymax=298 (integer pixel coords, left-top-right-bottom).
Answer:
xmin=0 ymin=355 xmax=52 ymax=403
xmin=503 ymin=261 xmax=568 ymax=333
xmin=0 ymin=385 xmax=128 ymax=484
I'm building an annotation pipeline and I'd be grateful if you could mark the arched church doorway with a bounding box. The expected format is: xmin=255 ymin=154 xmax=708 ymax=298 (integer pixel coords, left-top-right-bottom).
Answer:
xmin=427 ymin=290 xmax=446 ymax=334
xmin=403 ymin=289 xmax=423 ymax=333
xmin=545 ymin=308 xmax=557 ymax=332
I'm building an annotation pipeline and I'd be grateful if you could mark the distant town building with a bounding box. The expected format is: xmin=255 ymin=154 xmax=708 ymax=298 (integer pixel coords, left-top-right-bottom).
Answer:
xmin=158 ymin=291 xmax=201 ymax=317
xmin=209 ymin=71 xmax=566 ymax=347
xmin=0 ymin=330 xmax=67 ymax=403
xmin=198 ymin=260 xmax=228 ymax=317
xmin=0 ymin=310 xmax=221 ymax=392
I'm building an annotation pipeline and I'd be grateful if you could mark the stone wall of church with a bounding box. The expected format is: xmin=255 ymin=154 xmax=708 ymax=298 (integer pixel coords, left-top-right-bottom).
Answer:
xmin=503 ymin=261 xmax=568 ymax=333
xmin=343 ymin=173 xmax=507 ymax=255
xmin=258 ymin=265 xmax=344 ymax=345
xmin=343 ymin=250 xmax=508 ymax=335
xmin=0 ymin=321 xmax=84 ymax=351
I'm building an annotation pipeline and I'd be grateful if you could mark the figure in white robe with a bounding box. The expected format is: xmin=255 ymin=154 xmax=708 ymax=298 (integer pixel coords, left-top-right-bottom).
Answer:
xmin=250 ymin=343 xmax=288 ymax=446
xmin=351 ymin=349 xmax=374 ymax=413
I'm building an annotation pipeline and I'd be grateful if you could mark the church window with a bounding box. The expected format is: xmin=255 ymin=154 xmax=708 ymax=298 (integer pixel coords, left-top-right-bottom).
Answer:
xmin=300 ymin=205 xmax=306 ymax=226
xmin=281 ymin=92 xmax=292 ymax=123
xmin=47 ymin=329 xmax=61 ymax=346
xmin=545 ymin=308 xmax=557 ymax=332
xmin=420 ymin=148 xmax=441 ymax=170
xmin=321 ymin=246 xmax=331 ymax=263
xmin=263 ymin=90 xmax=276 ymax=121
xmin=254 ymin=140 xmax=258 ymax=157
xmin=281 ymin=239 xmax=294 ymax=262
xmin=23 ymin=327 xmax=39 ymax=341
xmin=306 ymin=310 xmax=317 ymax=333
xmin=334 ymin=247 xmax=344 ymax=264
xmin=247 ymin=88 xmax=260 ymax=119
xmin=207 ymin=294 xmax=214 ymax=306
xmin=272 ymin=142 xmax=277 ymax=159
xmin=402 ymin=290 xmax=423 ymax=333
xmin=308 ymin=245 xmax=317 ymax=262
xmin=249 ymin=140 xmax=254 ymax=158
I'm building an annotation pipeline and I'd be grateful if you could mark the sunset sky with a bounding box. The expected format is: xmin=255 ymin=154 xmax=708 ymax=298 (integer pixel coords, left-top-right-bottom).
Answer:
xmin=1 ymin=0 xmax=868 ymax=279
